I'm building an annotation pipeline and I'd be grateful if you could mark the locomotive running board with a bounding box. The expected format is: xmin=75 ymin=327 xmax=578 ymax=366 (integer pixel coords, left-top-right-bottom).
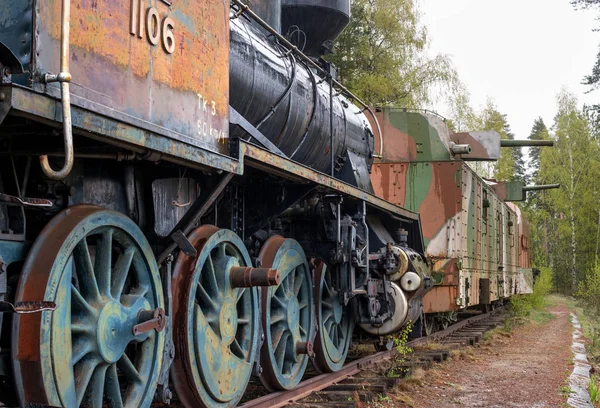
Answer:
xmin=238 ymin=141 xmax=420 ymax=222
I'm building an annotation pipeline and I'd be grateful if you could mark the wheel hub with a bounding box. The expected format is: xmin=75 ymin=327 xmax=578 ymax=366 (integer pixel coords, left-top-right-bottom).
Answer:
xmin=219 ymin=296 xmax=238 ymax=344
xmin=333 ymin=299 xmax=343 ymax=325
xmin=97 ymin=301 xmax=134 ymax=363
xmin=286 ymin=296 xmax=300 ymax=330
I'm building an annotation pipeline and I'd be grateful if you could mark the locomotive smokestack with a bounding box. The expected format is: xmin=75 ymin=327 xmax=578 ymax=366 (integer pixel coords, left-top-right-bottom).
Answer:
xmin=281 ymin=0 xmax=351 ymax=56
xmin=247 ymin=0 xmax=282 ymax=33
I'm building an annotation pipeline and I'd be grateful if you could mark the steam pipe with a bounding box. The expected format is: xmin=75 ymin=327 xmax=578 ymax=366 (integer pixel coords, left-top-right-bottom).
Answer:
xmin=40 ymin=0 xmax=73 ymax=180
xmin=230 ymin=0 xmax=384 ymax=159
xmin=522 ymin=184 xmax=561 ymax=192
xmin=500 ymin=140 xmax=554 ymax=147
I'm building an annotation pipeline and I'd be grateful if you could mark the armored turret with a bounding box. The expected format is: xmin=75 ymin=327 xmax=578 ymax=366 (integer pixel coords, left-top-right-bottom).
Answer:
xmin=490 ymin=181 xmax=561 ymax=201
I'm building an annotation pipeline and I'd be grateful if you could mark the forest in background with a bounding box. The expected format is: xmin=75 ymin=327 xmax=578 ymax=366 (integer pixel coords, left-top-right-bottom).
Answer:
xmin=328 ymin=0 xmax=600 ymax=300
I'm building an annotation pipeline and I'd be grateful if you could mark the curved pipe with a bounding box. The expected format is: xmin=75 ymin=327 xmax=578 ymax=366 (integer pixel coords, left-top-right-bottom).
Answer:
xmin=40 ymin=0 xmax=73 ymax=180
xmin=230 ymin=0 xmax=384 ymax=160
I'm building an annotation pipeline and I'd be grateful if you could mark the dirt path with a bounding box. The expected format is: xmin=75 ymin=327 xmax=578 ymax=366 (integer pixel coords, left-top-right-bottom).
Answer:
xmin=391 ymin=300 xmax=574 ymax=407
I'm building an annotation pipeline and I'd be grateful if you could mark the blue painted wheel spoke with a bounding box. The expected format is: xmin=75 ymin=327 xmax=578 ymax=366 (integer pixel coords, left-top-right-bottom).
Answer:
xmin=322 ymin=300 xmax=333 ymax=310
xmin=236 ymin=288 xmax=246 ymax=302
xmin=196 ymin=282 xmax=219 ymax=312
xmin=71 ymin=320 xmax=93 ymax=334
xmin=73 ymin=240 xmax=101 ymax=302
xmin=288 ymin=271 xmax=296 ymax=296
xmin=275 ymin=332 xmax=290 ymax=369
xmin=75 ymin=357 xmax=98 ymax=406
xmin=238 ymin=317 xmax=250 ymax=325
xmin=89 ymin=364 xmax=108 ymax=408
xmin=272 ymin=293 xmax=286 ymax=310
xmin=231 ymin=338 xmax=247 ymax=360
xmin=273 ymin=328 xmax=287 ymax=351
xmin=271 ymin=310 xmax=286 ymax=325
xmin=111 ymin=247 xmax=135 ymax=300
xmin=105 ymin=363 xmax=124 ymax=408
xmin=204 ymin=256 xmax=221 ymax=296
xmin=298 ymin=300 xmax=308 ymax=310
xmin=283 ymin=358 xmax=294 ymax=375
xmin=94 ymin=229 xmax=113 ymax=297
xmin=323 ymin=310 xmax=334 ymax=325
xmin=299 ymin=326 xmax=307 ymax=337
xmin=325 ymin=319 xmax=335 ymax=338
xmin=294 ymin=272 xmax=304 ymax=296
xmin=117 ymin=354 xmax=142 ymax=384
xmin=72 ymin=338 xmax=92 ymax=365
xmin=71 ymin=284 xmax=96 ymax=317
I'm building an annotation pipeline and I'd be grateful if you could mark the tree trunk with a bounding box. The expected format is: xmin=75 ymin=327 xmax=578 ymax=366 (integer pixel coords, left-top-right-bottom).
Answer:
xmin=569 ymin=144 xmax=577 ymax=294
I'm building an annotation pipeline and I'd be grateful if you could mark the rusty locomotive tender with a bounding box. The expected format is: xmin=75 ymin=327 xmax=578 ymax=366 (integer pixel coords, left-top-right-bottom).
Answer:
xmin=0 ymin=0 xmax=551 ymax=407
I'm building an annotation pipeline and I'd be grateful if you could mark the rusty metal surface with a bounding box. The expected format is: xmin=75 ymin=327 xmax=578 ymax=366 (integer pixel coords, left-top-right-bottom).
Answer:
xmin=0 ymin=193 xmax=52 ymax=208
xmin=2 ymin=85 xmax=239 ymax=173
xmin=31 ymin=0 xmax=230 ymax=153
xmin=230 ymin=266 xmax=281 ymax=288
xmin=0 ymin=301 xmax=56 ymax=314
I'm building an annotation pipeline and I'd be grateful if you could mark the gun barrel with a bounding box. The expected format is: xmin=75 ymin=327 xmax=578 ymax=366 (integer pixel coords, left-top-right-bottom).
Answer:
xmin=522 ymin=184 xmax=561 ymax=192
xmin=500 ymin=140 xmax=554 ymax=147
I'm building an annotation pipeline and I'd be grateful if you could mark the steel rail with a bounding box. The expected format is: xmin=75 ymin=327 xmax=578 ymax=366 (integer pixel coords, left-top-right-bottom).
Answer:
xmin=230 ymin=0 xmax=384 ymax=159
xmin=239 ymin=307 xmax=506 ymax=408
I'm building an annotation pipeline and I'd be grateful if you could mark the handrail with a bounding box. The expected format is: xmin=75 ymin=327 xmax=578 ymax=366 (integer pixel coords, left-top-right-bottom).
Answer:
xmin=40 ymin=0 xmax=73 ymax=180
xmin=230 ymin=0 xmax=384 ymax=159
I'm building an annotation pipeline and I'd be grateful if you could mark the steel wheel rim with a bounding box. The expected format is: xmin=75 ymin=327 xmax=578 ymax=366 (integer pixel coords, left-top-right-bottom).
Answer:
xmin=313 ymin=260 xmax=352 ymax=373
xmin=171 ymin=226 xmax=259 ymax=408
xmin=13 ymin=205 xmax=164 ymax=408
xmin=258 ymin=236 xmax=314 ymax=391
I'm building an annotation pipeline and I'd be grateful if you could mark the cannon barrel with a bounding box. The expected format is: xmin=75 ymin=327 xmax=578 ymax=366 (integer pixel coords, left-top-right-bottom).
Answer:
xmin=500 ymin=140 xmax=554 ymax=147
xmin=522 ymin=184 xmax=561 ymax=192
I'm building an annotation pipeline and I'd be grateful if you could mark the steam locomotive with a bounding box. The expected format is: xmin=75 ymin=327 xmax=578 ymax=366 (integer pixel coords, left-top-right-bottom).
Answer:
xmin=0 ymin=0 xmax=550 ymax=407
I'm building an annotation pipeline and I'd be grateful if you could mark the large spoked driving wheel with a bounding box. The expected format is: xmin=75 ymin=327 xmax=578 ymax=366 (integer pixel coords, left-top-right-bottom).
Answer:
xmin=312 ymin=260 xmax=353 ymax=373
xmin=257 ymin=236 xmax=314 ymax=391
xmin=13 ymin=205 xmax=164 ymax=408
xmin=171 ymin=226 xmax=259 ymax=408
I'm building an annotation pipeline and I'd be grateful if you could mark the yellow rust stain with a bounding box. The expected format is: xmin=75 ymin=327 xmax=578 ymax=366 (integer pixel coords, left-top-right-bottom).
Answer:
xmin=40 ymin=0 xmax=229 ymax=118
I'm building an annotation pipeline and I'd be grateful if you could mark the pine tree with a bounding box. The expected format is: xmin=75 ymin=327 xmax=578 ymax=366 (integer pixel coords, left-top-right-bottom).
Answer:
xmin=504 ymin=120 xmax=527 ymax=184
xmin=527 ymin=118 xmax=549 ymax=184
xmin=493 ymin=114 xmax=517 ymax=182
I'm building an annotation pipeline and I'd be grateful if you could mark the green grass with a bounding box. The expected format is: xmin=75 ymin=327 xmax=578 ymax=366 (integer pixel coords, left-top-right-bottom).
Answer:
xmin=505 ymin=267 xmax=554 ymax=330
xmin=590 ymin=376 xmax=599 ymax=405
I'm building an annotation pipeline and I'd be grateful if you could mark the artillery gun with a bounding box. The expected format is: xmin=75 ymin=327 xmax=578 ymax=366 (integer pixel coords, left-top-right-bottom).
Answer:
xmin=370 ymin=108 xmax=555 ymax=333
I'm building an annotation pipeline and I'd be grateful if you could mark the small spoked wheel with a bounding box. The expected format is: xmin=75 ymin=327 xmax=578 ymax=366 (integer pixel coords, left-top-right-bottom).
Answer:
xmin=257 ymin=236 xmax=315 ymax=391
xmin=13 ymin=205 xmax=164 ymax=408
xmin=312 ymin=260 xmax=353 ymax=373
xmin=171 ymin=226 xmax=259 ymax=408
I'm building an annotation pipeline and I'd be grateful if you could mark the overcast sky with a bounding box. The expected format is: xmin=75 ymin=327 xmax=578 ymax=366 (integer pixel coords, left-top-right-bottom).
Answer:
xmin=419 ymin=0 xmax=600 ymax=140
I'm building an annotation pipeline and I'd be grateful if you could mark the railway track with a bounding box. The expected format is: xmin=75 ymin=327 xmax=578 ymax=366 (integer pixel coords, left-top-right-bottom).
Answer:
xmin=237 ymin=308 xmax=507 ymax=408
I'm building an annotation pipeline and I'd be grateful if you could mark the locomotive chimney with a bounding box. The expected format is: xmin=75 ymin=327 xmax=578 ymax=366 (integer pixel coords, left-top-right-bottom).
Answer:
xmin=247 ymin=0 xmax=282 ymax=33
xmin=281 ymin=0 xmax=351 ymax=57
